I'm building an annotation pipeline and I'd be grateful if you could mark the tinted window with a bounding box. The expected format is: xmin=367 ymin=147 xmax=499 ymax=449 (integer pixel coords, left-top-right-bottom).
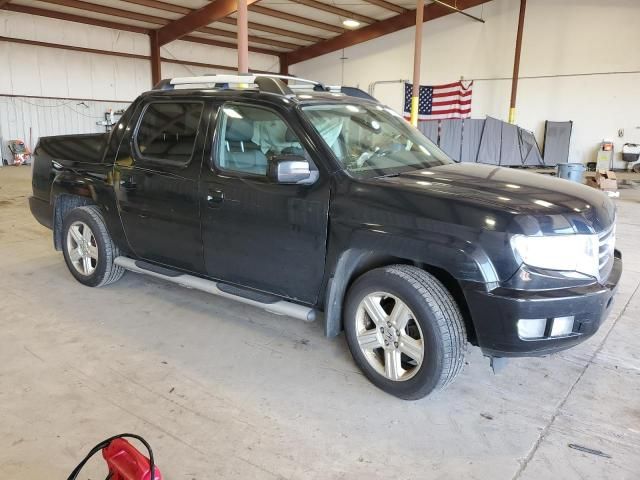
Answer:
xmin=136 ymin=102 xmax=203 ymax=166
xmin=216 ymin=104 xmax=305 ymax=176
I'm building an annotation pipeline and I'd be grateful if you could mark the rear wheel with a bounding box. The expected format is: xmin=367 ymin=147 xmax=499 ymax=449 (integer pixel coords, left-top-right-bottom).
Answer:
xmin=62 ymin=206 xmax=125 ymax=287
xmin=344 ymin=265 xmax=466 ymax=400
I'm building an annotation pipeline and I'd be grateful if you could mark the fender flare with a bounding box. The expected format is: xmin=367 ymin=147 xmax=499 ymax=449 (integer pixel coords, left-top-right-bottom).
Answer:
xmin=322 ymin=241 xmax=498 ymax=337
xmin=50 ymin=172 xmax=124 ymax=252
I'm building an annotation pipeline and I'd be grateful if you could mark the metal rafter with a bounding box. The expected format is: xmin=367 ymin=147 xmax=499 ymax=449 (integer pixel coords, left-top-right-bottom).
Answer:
xmin=289 ymin=0 xmax=376 ymax=24
xmin=120 ymin=0 xmax=321 ymax=43
xmin=181 ymin=35 xmax=277 ymax=56
xmin=156 ymin=0 xmax=260 ymax=46
xmin=250 ymin=5 xmax=344 ymax=34
xmin=362 ymin=0 xmax=407 ymax=14
xmin=431 ymin=0 xmax=485 ymax=22
xmin=3 ymin=3 xmax=279 ymax=56
xmin=0 ymin=36 xmax=272 ymax=76
xmin=217 ymin=17 xmax=319 ymax=43
xmin=37 ymin=0 xmax=169 ymax=25
xmin=34 ymin=0 xmax=294 ymax=50
xmin=119 ymin=0 xmax=187 ymax=15
xmin=284 ymin=0 xmax=492 ymax=65
xmin=5 ymin=3 xmax=148 ymax=34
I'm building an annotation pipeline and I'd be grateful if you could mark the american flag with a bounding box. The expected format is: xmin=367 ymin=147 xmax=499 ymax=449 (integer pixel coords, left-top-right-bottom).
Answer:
xmin=403 ymin=81 xmax=473 ymax=120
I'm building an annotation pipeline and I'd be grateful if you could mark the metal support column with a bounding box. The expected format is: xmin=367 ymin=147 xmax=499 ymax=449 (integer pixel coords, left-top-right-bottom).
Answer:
xmin=237 ymin=0 xmax=249 ymax=74
xmin=410 ymin=0 xmax=424 ymax=127
xmin=279 ymin=54 xmax=289 ymax=75
xmin=150 ymin=30 xmax=161 ymax=86
xmin=509 ymin=0 xmax=526 ymax=124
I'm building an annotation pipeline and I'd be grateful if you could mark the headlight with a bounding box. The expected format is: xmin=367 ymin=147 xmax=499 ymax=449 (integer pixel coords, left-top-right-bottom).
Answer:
xmin=510 ymin=234 xmax=599 ymax=277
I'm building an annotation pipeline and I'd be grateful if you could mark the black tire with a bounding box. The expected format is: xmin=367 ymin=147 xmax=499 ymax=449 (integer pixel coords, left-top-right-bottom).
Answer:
xmin=344 ymin=265 xmax=466 ymax=400
xmin=61 ymin=205 xmax=125 ymax=287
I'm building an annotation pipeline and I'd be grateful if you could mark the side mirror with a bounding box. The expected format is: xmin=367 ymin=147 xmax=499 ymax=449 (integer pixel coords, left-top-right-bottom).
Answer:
xmin=268 ymin=155 xmax=318 ymax=185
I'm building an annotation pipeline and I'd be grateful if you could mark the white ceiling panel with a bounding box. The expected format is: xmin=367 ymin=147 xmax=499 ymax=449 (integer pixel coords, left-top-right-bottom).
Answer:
xmin=243 ymin=11 xmax=337 ymax=40
xmin=259 ymin=0 xmax=396 ymax=23
xmin=185 ymin=31 xmax=288 ymax=53
xmin=256 ymin=2 xmax=353 ymax=27
xmin=90 ymin=0 xmax=182 ymax=20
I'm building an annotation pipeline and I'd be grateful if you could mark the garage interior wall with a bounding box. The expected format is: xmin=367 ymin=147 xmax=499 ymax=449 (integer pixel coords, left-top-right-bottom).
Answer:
xmin=0 ymin=10 xmax=279 ymax=161
xmin=291 ymin=0 xmax=640 ymax=168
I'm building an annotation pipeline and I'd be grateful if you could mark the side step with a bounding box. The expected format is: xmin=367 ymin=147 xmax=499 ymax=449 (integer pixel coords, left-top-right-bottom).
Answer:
xmin=114 ymin=257 xmax=316 ymax=322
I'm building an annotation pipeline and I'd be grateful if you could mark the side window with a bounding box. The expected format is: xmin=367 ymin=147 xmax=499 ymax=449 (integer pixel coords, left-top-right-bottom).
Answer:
xmin=136 ymin=102 xmax=204 ymax=166
xmin=216 ymin=104 xmax=306 ymax=175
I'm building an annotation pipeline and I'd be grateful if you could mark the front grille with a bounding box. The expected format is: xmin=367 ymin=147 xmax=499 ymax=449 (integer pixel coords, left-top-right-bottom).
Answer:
xmin=598 ymin=224 xmax=616 ymax=281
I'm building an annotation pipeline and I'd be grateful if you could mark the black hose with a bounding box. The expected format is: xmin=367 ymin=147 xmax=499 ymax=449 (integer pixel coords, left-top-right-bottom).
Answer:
xmin=66 ymin=433 xmax=155 ymax=480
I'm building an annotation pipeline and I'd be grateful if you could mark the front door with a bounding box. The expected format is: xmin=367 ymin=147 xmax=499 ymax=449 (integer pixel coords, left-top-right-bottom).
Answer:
xmin=114 ymin=99 xmax=210 ymax=272
xmin=200 ymin=102 xmax=330 ymax=304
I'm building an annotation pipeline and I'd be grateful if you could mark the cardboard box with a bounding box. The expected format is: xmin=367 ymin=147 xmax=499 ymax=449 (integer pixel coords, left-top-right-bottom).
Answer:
xmin=593 ymin=170 xmax=618 ymax=191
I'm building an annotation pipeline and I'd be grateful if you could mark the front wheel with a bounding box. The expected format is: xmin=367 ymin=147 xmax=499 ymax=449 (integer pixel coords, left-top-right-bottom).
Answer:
xmin=62 ymin=205 xmax=125 ymax=287
xmin=344 ymin=265 xmax=467 ymax=400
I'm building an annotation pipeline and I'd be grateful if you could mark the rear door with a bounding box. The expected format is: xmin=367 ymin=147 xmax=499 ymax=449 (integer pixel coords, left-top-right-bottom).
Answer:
xmin=199 ymin=102 xmax=330 ymax=304
xmin=114 ymin=98 xmax=211 ymax=272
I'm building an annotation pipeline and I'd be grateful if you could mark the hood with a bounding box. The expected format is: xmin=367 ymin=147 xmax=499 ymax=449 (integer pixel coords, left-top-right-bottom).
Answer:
xmin=368 ymin=163 xmax=615 ymax=235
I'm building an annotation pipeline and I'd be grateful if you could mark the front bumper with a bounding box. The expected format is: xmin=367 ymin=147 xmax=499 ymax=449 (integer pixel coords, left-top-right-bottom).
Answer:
xmin=464 ymin=254 xmax=622 ymax=357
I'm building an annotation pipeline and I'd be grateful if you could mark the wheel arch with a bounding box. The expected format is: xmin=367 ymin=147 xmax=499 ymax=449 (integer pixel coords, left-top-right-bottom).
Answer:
xmin=322 ymin=248 xmax=478 ymax=344
xmin=52 ymin=193 xmax=96 ymax=251
xmin=50 ymin=172 xmax=126 ymax=253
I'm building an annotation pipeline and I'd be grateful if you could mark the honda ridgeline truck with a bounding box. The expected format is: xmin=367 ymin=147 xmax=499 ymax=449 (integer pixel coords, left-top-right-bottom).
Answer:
xmin=29 ymin=75 xmax=621 ymax=399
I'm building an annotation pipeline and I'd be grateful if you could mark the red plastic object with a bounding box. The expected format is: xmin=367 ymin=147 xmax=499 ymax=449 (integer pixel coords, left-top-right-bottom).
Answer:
xmin=102 ymin=438 xmax=162 ymax=480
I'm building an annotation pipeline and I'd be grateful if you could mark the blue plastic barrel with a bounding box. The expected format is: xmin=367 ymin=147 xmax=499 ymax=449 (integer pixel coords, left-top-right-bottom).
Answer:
xmin=556 ymin=162 xmax=586 ymax=182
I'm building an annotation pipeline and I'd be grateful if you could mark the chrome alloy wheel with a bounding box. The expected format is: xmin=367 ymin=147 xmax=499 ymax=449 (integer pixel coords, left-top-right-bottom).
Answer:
xmin=355 ymin=292 xmax=424 ymax=381
xmin=66 ymin=221 xmax=99 ymax=276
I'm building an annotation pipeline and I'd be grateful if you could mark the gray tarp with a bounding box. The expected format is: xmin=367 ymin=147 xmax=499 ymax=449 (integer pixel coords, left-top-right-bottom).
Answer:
xmin=418 ymin=121 xmax=439 ymax=144
xmin=476 ymin=116 xmax=502 ymax=165
xmin=499 ymin=121 xmax=521 ymax=166
xmin=417 ymin=116 xmax=550 ymax=166
xmin=520 ymin=128 xmax=544 ymax=166
xmin=460 ymin=119 xmax=484 ymax=164
xmin=439 ymin=119 xmax=463 ymax=160
xmin=543 ymin=121 xmax=572 ymax=166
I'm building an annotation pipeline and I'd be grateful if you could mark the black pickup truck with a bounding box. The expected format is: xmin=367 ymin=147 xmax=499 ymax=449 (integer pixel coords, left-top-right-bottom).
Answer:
xmin=29 ymin=75 xmax=621 ymax=399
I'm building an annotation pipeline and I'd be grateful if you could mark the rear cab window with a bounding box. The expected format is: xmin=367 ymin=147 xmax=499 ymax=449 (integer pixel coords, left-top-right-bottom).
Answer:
xmin=135 ymin=101 xmax=204 ymax=167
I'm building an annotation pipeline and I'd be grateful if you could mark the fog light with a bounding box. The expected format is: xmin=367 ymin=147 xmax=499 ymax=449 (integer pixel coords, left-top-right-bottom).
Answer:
xmin=550 ymin=316 xmax=574 ymax=337
xmin=517 ymin=318 xmax=546 ymax=339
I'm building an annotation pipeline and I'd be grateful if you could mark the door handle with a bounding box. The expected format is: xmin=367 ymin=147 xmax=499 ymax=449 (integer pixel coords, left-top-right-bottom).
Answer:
xmin=207 ymin=190 xmax=224 ymax=205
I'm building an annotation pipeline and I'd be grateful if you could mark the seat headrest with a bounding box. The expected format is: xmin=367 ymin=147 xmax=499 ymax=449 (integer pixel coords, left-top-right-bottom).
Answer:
xmin=226 ymin=118 xmax=254 ymax=142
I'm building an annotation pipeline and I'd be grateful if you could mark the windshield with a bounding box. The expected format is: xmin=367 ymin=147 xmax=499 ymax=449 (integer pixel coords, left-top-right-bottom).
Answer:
xmin=301 ymin=103 xmax=452 ymax=178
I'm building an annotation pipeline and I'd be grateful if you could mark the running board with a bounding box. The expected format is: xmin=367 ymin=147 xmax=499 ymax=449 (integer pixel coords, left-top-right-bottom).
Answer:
xmin=114 ymin=257 xmax=316 ymax=322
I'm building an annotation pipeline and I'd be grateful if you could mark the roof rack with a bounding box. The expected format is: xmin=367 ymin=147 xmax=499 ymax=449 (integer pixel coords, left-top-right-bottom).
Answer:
xmin=153 ymin=73 xmax=342 ymax=96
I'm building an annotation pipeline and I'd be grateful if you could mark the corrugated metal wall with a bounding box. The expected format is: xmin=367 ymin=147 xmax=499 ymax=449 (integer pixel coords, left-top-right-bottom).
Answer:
xmin=0 ymin=96 xmax=131 ymax=165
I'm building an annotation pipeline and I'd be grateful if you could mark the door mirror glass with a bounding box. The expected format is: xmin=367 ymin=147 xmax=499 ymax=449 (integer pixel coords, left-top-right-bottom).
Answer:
xmin=268 ymin=155 xmax=318 ymax=185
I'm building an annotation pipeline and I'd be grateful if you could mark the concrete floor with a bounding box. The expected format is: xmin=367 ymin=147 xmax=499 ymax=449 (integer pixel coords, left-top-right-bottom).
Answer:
xmin=1 ymin=166 xmax=639 ymax=480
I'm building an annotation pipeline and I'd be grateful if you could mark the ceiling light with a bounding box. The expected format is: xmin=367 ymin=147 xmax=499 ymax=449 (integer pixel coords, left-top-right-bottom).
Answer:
xmin=342 ymin=19 xmax=360 ymax=28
